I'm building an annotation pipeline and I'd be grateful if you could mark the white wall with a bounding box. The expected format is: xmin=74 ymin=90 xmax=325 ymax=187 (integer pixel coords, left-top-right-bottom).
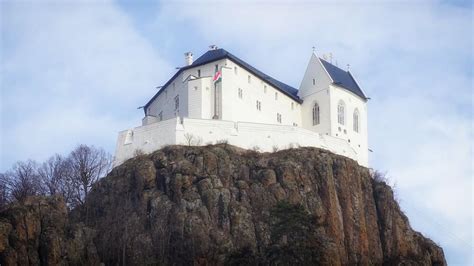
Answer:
xmin=114 ymin=118 xmax=179 ymax=165
xmin=114 ymin=117 xmax=363 ymax=167
xmin=329 ymin=84 xmax=368 ymax=165
xmin=220 ymin=59 xmax=302 ymax=126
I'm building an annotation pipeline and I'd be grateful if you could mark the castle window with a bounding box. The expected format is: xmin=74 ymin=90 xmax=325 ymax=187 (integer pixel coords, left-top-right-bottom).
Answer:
xmin=197 ymin=69 xmax=201 ymax=77
xmin=312 ymin=103 xmax=320 ymax=125
xmin=174 ymin=95 xmax=179 ymax=111
xmin=312 ymin=78 xmax=316 ymax=85
xmin=353 ymin=109 xmax=360 ymax=132
xmin=256 ymin=100 xmax=262 ymax=111
xmin=248 ymin=75 xmax=251 ymax=84
xmin=238 ymin=88 xmax=243 ymax=99
xmin=277 ymin=113 xmax=282 ymax=123
xmin=337 ymin=101 xmax=345 ymax=125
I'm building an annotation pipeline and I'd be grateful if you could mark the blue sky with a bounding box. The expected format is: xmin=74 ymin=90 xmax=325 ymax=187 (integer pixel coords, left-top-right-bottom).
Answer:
xmin=1 ymin=0 xmax=472 ymax=264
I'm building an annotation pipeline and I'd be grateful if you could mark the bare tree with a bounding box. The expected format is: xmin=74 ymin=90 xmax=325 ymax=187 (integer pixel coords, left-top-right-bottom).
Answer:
xmin=38 ymin=154 xmax=76 ymax=205
xmin=3 ymin=160 xmax=42 ymax=201
xmin=68 ymin=144 xmax=111 ymax=205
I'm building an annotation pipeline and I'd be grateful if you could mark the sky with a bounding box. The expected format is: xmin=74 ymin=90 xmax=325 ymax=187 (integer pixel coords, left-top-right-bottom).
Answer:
xmin=1 ymin=0 xmax=472 ymax=264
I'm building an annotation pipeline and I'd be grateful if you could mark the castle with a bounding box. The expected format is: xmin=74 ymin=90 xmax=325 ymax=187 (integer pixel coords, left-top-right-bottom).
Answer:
xmin=113 ymin=46 xmax=369 ymax=167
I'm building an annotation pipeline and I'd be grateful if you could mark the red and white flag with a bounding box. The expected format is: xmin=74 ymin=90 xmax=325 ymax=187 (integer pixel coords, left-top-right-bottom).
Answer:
xmin=213 ymin=71 xmax=222 ymax=83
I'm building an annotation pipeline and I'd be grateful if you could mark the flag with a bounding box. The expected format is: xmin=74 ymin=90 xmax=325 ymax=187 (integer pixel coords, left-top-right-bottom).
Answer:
xmin=213 ymin=71 xmax=222 ymax=83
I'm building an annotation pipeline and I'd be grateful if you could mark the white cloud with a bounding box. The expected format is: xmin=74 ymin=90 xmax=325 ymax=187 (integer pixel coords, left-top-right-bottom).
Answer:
xmin=1 ymin=1 xmax=171 ymax=168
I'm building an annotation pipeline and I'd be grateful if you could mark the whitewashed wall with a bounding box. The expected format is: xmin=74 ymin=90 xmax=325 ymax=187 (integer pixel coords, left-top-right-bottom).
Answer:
xmin=113 ymin=117 xmax=364 ymax=167
xmin=219 ymin=59 xmax=302 ymax=126
xmin=329 ymin=84 xmax=368 ymax=165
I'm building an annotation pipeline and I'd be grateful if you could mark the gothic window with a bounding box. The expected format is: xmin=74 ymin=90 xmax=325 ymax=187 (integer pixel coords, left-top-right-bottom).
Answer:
xmin=312 ymin=102 xmax=320 ymax=125
xmin=353 ymin=109 xmax=360 ymax=132
xmin=337 ymin=101 xmax=345 ymax=125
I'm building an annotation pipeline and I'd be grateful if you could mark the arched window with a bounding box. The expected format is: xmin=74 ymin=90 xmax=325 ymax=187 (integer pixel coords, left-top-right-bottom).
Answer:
xmin=337 ymin=101 xmax=345 ymax=125
xmin=353 ymin=109 xmax=360 ymax=132
xmin=312 ymin=102 xmax=320 ymax=125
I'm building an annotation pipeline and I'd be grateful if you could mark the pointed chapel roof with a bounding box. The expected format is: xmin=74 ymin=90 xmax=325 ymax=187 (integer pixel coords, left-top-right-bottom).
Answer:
xmin=319 ymin=58 xmax=367 ymax=100
xmin=144 ymin=48 xmax=301 ymax=111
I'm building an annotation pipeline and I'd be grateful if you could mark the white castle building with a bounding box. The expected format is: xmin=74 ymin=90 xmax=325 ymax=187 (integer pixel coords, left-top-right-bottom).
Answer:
xmin=114 ymin=46 xmax=369 ymax=167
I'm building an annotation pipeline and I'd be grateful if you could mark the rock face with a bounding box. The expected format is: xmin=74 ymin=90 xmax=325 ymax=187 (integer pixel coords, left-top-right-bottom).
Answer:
xmin=0 ymin=145 xmax=446 ymax=265
xmin=0 ymin=196 xmax=100 ymax=265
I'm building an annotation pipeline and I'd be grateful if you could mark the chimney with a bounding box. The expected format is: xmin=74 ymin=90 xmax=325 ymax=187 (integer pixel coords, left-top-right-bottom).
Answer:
xmin=209 ymin=45 xmax=218 ymax=50
xmin=184 ymin=52 xmax=193 ymax=66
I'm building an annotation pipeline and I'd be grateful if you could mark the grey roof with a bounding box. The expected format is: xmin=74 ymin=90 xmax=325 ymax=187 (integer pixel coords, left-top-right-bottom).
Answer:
xmin=144 ymin=49 xmax=301 ymax=112
xmin=319 ymin=58 xmax=367 ymax=99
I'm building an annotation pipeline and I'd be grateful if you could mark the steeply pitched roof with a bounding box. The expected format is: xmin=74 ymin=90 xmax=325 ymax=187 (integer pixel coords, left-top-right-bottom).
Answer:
xmin=144 ymin=49 xmax=301 ymax=111
xmin=319 ymin=58 xmax=367 ymax=99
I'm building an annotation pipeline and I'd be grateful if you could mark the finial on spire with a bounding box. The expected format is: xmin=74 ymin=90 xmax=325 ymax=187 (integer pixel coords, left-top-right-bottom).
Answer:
xmin=346 ymin=64 xmax=351 ymax=71
xmin=312 ymin=46 xmax=316 ymax=53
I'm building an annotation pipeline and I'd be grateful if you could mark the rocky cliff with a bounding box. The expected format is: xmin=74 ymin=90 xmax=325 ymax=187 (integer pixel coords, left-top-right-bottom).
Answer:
xmin=0 ymin=145 xmax=445 ymax=265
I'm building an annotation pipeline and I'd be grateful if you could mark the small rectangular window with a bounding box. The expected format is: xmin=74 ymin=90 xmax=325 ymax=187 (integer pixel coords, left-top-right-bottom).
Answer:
xmin=291 ymin=102 xmax=294 ymax=110
xmin=277 ymin=113 xmax=282 ymax=123
xmin=234 ymin=66 xmax=238 ymax=75
xmin=264 ymin=85 xmax=267 ymax=93
xmin=275 ymin=92 xmax=278 ymax=100
xmin=215 ymin=64 xmax=219 ymax=72
xmin=238 ymin=88 xmax=243 ymax=99
xmin=248 ymin=75 xmax=251 ymax=84
xmin=256 ymin=100 xmax=261 ymax=111
xmin=158 ymin=111 xmax=163 ymax=121
xmin=312 ymin=78 xmax=316 ymax=85
xmin=174 ymin=95 xmax=179 ymax=111
xmin=197 ymin=69 xmax=201 ymax=77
